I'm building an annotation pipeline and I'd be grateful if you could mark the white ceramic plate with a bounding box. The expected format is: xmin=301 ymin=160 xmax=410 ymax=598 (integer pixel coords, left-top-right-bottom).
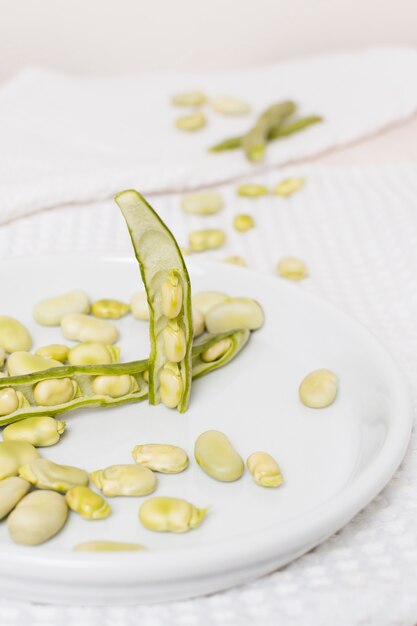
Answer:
xmin=0 ymin=256 xmax=412 ymax=606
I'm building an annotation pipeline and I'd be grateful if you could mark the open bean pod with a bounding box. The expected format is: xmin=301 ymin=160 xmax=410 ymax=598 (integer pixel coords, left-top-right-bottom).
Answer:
xmin=0 ymin=330 xmax=249 ymax=425
xmin=115 ymin=190 xmax=193 ymax=413
xmin=0 ymin=360 xmax=148 ymax=425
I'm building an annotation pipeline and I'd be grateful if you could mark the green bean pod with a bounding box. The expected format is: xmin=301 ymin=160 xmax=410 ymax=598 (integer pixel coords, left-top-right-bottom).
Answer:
xmin=115 ymin=190 xmax=193 ymax=412
xmin=209 ymin=114 xmax=323 ymax=153
xmin=0 ymin=330 xmax=249 ymax=425
xmin=241 ymin=101 xmax=296 ymax=162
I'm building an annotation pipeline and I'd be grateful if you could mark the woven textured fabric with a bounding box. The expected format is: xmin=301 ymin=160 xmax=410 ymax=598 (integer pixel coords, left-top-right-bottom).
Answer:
xmin=1 ymin=48 xmax=417 ymax=224
xmin=0 ymin=163 xmax=417 ymax=625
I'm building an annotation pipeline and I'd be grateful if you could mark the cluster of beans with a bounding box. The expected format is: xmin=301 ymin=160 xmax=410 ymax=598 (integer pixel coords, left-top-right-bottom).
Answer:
xmin=180 ymin=180 xmax=309 ymax=281
xmin=0 ymin=287 xmax=264 ymax=419
xmin=131 ymin=288 xmax=264 ymax=411
xmin=0 ymin=282 xmax=337 ymax=550
xmin=173 ymin=93 xmax=322 ymax=163
xmin=0 ymin=428 xmax=283 ymax=549
xmin=172 ymin=91 xmax=251 ymax=133
xmin=172 ymin=93 xmax=322 ymax=279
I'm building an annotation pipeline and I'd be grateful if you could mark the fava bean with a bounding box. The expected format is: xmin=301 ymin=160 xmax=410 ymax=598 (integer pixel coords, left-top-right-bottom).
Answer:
xmin=130 ymin=292 xmax=150 ymax=320
xmin=233 ymin=214 xmax=255 ymax=232
xmin=7 ymin=490 xmax=68 ymax=545
xmin=192 ymin=291 xmax=228 ymax=316
xmin=33 ymin=290 xmax=90 ymax=326
xmin=299 ymin=369 xmax=338 ymax=408
xmin=91 ymin=299 xmax=130 ymax=319
xmin=66 ymin=486 xmax=111 ymax=520
xmin=175 ymin=112 xmax=206 ymax=131
xmin=221 ymin=255 xmax=247 ymax=267
xmin=7 ymin=351 xmax=62 ymax=377
xmin=68 ymin=342 xmax=120 ymax=366
xmin=189 ymin=229 xmax=226 ymax=252
xmin=132 ymin=444 xmax=189 ymax=474
xmin=19 ymin=458 xmax=89 ymax=492
xmin=163 ymin=322 xmax=186 ymax=363
xmin=181 ymin=191 xmax=223 ymax=215
xmin=35 ymin=344 xmax=70 ymax=362
xmin=273 ymin=177 xmax=305 ymax=197
xmin=159 ymin=362 xmax=183 ymax=409
xmin=201 ymin=338 xmax=232 ymax=363
xmin=172 ymin=91 xmax=206 ymax=106
xmin=92 ymin=374 xmax=138 ymax=398
xmin=247 ymin=451 xmax=283 ymax=487
xmin=33 ymin=378 xmax=78 ymax=406
xmin=139 ymin=496 xmax=207 ymax=533
xmin=194 ymin=430 xmax=244 ymax=482
xmin=3 ymin=416 xmax=66 ymax=447
xmin=74 ymin=541 xmax=146 ymax=552
xmin=0 ymin=476 xmax=30 ymax=520
xmin=193 ymin=308 xmax=205 ymax=338
xmin=0 ymin=388 xmax=20 ymax=416
xmin=205 ymin=297 xmax=264 ymax=332
xmin=61 ymin=313 xmax=119 ymax=344
xmin=276 ymin=257 xmax=308 ymax=281
xmin=91 ymin=464 xmax=156 ymax=497
xmin=0 ymin=441 xmax=40 ymax=480
xmin=161 ymin=273 xmax=183 ymax=318
xmin=236 ymin=184 xmax=268 ymax=198
xmin=211 ymin=96 xmax=250 ymax=115
xmin=0 ymin=316 xmax=32 ymax=353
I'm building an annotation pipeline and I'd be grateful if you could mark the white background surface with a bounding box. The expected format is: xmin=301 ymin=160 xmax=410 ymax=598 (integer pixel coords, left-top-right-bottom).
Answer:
xmin=0 ymin=0 xmax=417 ymax=82
xmin=1 ymin=1 xmax=417 ymax=619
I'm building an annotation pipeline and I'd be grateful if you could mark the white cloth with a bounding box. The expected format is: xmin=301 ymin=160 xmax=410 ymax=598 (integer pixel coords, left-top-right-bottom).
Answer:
xmin=0 ymin=163 xmax=416 ymax=625
xmin=1 ymin=47 xmax=417 ymax=224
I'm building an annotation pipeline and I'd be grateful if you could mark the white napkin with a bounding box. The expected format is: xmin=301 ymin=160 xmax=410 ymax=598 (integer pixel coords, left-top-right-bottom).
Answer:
xmin=1 ymin=47 xmax=417 ymax=224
